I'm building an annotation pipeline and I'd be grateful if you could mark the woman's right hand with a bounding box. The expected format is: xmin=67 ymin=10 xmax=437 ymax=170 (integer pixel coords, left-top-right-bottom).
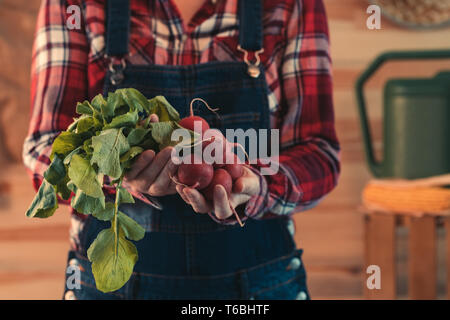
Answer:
xmin=123 ymin=114 xmax=179 ymax=197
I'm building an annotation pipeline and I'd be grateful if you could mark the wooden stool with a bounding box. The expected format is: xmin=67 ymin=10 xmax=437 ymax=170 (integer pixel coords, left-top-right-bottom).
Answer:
xmin=364 ymin=209 xmax=450 ymax=299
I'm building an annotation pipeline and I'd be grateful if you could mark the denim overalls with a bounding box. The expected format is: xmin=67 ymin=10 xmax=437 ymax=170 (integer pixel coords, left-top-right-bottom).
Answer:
xmin=63 ymin=0 xmax=309 ymax=300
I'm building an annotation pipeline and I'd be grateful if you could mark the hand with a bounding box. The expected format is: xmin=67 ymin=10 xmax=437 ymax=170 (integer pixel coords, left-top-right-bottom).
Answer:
xmin=123 ymin=114 xmax=179 ymax=197
xmin=176 ymin=166 xmax=260 ymax=220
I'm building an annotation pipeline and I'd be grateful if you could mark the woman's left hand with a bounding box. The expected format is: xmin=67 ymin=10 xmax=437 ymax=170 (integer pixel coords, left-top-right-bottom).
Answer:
xmin=176 ymin=166 xmax=260 ymax=220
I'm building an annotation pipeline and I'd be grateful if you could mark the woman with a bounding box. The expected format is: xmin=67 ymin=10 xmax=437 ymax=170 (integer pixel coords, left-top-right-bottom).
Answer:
xmin=24 ymin=0 xmax=340 ymax=300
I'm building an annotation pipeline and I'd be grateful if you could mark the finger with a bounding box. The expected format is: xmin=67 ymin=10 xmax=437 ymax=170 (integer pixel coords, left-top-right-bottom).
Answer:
xmin=148 ymin=149 xmax=179 ymax=196
xmin=213 ymin=185 xmax=233 ymax=220
xmin=184 ymin=188 xmax=211 ymax=213
xmin=233 ymin=169 xmax=260 ymax=195
xmin=124 ymin=150 xmax=155 ymax=180
xmin=131 ymin=148 xmax=172 ymax=192
xmin=176 ymin=185 xmax=190 ymax=204
xmin=229 ymin=193 xmax=251 ymax=209
xmin=149 ymin=114 xmax=159 ymax=123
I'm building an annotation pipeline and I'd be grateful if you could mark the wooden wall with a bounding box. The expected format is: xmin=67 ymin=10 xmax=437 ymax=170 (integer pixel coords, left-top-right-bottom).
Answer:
xmin=1 ymin=0 xmax=450 ymax=299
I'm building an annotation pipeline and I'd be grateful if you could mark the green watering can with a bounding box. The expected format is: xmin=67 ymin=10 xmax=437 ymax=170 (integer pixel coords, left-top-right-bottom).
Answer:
xmin=356 ymin=50 xmax=450 ymax=180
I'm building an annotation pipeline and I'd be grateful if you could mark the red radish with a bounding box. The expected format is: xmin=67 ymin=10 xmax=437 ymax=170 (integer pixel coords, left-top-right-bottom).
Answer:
xmin=178 ymin=116 xmax=210 ymax=133
xmin=202 ymin=130 xmax=229 ymax=167
xmin=178 ymin=98 xmax=218 ymax=133
xmin=177 ymin=154 xmax=214 ymax=189
xmin=224 ymin=162 xmax=244 ymax=180
xmin=201 ymin=169 xmax=232 ymax=202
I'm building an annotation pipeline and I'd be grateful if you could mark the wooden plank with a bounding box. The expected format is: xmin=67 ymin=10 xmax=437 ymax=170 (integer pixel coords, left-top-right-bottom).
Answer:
xmin=445 ymin=217 xmax=450 ymax=300
xmin=294 ymin=210 xmax=364 ymax=269
xmin=364 ymin=212 xmax=396 ymax=299
xmin=409 ymin=215 xmax=437 ymax=300
xmin=307 ymin=268 xmax=363 ymax=299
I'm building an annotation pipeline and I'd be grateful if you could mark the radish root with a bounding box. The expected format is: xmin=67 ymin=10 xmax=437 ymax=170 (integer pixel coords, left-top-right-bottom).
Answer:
xmin=190 ymin=98 xmax=219 ymax=117
xmin=169 ymin=173 xmax=200 ymax=189
xmin=228 ymin=142 xmax=250 ymax=163
xmin=230 ymin=204 xmax=245 ymax=227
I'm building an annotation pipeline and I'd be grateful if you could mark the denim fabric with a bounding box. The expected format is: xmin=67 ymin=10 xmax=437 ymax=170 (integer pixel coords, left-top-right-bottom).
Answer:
xmin=65 ymin=249 xmax=309 ymax=300
xmin=63 ymin=0 xmax=310 ymax=300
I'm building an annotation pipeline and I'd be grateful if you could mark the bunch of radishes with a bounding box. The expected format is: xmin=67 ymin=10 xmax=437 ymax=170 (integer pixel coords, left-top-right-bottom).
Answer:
xmin=172 ymin=99 xmax=247 ymax=226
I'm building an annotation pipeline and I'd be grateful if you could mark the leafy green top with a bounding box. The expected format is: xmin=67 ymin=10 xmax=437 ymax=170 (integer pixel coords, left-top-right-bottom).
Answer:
xmin=25 ymin=88 xmax=184 ymax=293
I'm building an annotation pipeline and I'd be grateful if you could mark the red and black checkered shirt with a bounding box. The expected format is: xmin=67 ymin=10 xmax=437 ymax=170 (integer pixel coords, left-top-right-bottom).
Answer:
xmin=24 ymin=0 xmax=340 ymax=225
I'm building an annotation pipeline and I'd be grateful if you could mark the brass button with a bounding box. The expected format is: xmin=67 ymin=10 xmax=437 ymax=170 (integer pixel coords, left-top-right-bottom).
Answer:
xmin=247 ymin=65 xmax=260 ymax=78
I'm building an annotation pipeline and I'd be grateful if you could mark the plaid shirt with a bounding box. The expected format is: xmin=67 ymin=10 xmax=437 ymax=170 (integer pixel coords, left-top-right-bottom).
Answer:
xmin=24 ymin=0 xmax=340 ymax=225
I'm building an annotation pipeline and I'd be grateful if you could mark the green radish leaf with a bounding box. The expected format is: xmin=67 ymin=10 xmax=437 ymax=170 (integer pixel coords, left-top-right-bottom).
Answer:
xmin=98 ymin=94 xmax=115 ymax=121
xmin=87 ymin=227 xmax=138 ymax=293
xmin=68 ymin=154 xmax=104 ymax=198
xmin=104 ymin=109 xmax=139 ymax=129
xmin=118 ymin=211 xmax=145 ymax=241
xmin=67 ymin=117 xmax=81 ymax=132
xmin=63 ymin=146 xmax=82 ymax=165
xmin=120 ymin=146 xmax=143 ymax=163
xmin=117 ymin=88 xmax=149 ymax=113
xmin=83 ymin=139 xmax=94 ymax=156
xmin=138 ymin=136 xmax=158 ymax=151
xmin=91 ymin=128 xmax=130 ymax=179
xmin=51 ymin=131 xmax=90 ymax=160
xmin=117 ymin=186 xmax=135 ymax=204
xmin=44 ymin=154 xmax=66 ymax=186
xmin=150 ymin=121 xmax=178 ymax=149
xmin=148 ymin=96 xmax=179 ymax=122
xmin=76 ymin=116 xmax=96 ymax=133
xmin=127 ymin=128 xmax=150 ymax=146
xmin=76 ymin=101 xmax=94 ymax=115
xmin=91 ymin=94 xmax=106 ymax=114
xmin=93 ymin=202 xmax=115 ymax=221
xmin=25 ymin=180 xmax=58 ymax=218
xmin=114 ymin=104 xmax=130 ymax=117
xmin=70 ymin=184 xmax=106 ymax=215
xmin=55 ymin=175 xmax=71 ymax=200
xmin=107 ymin=92 xmax=125 ymax=114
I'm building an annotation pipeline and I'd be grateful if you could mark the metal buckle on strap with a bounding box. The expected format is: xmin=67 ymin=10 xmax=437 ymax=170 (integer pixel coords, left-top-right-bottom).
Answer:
xmin=237 ymin=45 xmax=264 ymax=78
xmin=106 ymin=56 xmax=127 ymax=86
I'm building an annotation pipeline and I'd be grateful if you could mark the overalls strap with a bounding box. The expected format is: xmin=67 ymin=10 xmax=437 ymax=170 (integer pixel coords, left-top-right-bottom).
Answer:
xmin=105 ymin=0 xmax=130 ymax=56
xmin=238 ymin=0 xmax=263 ymax=51
xmin=105 ymin=0 xmax=263 ymax=56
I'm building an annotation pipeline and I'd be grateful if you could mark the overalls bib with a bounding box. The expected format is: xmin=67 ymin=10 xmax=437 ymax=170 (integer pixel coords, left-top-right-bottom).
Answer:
xmin=63 ymin=0 xmax=309 ymax=300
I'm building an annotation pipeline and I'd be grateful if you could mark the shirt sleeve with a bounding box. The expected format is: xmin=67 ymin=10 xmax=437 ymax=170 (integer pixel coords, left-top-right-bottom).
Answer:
xmin=23 ymin=0 xmax=157 ymax=209
xmin=211 ymin=0 xmax=340 ymax=225
xmin=23 ymin=0 xmax=89 ymax=193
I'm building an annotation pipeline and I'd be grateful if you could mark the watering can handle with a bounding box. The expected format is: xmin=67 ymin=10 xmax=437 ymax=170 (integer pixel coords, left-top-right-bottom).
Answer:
xmin=355 ymin=50 xmax=450 ymax=177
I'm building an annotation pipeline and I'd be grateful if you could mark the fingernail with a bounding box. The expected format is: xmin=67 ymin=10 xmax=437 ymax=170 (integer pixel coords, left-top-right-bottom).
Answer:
xmin=144 ymin=150 xmax=155 ymax=161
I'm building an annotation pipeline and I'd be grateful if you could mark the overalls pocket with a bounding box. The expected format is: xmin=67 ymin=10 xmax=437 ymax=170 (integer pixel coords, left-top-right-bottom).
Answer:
xmin=248 ymin=249 xmax=310 ymax=300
